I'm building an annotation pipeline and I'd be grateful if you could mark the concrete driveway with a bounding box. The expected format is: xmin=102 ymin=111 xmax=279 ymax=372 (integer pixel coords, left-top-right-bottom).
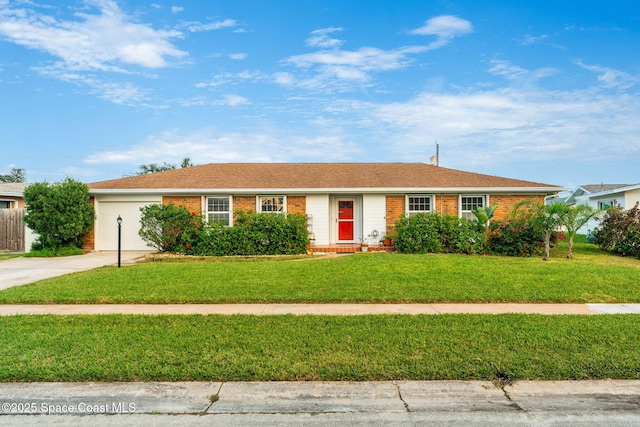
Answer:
xmin=0 ymin=251 xmax=154 ymax=290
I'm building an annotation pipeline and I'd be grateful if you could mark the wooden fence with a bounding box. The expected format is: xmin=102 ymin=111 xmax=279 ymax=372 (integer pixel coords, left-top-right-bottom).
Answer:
xmin=0 ymin=208 xmax=25 ymax=252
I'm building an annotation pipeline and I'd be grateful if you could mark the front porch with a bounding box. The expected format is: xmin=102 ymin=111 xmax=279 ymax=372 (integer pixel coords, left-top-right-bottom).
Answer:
xmin=308 ymin=244 xmax=395 ymax=254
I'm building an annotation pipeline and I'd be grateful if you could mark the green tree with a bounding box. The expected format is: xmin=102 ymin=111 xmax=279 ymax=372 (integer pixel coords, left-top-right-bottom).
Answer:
xmin=472 ymin=202 xmax=498 ymax=242
xmin=511 ymin=201 xmax=569 ymax=261
xmin=563 ymin=204 xmax=601 ymax=258
xmin=23 ymin=178 xmax=95 ymax=253
xmin=0 ymin=167 xmax=26 ymax=183
xmin=471 ymin=203 xmax=499 ymax=226
xmin=126 ymin=158 xmax=194 ymax=177
xmin=138 ymin=203 xmax=200 ymax=252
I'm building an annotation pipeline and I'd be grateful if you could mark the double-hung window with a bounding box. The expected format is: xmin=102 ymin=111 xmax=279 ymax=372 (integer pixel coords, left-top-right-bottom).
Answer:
xmin=259 ymin=196 xmax=285 ymax=213
xmin=406 ymin=195 xmax=433 ymax=215
xmin=207 ymin=196 xmax=231 ymax=226
xmin=460 ymin=195 xmax=486 ymax=221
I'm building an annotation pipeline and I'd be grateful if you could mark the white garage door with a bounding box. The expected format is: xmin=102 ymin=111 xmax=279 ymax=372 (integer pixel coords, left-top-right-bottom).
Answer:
xmin=97 ymin=199 xmax=161 ymax=251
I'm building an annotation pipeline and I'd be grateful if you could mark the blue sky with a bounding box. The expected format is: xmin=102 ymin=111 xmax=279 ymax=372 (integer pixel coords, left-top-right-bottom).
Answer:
xmin=1 ymin=0 xmax=638 ymax=191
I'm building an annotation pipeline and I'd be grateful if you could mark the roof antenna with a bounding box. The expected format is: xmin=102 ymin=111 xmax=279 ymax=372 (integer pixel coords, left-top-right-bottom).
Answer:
xmin=429 ymin=141 xmax=439 ymax=166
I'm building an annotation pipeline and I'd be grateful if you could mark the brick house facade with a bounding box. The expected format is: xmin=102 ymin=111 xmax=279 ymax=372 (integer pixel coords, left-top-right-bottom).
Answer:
xmin=86 ymin=163 xmax=562 ymax=251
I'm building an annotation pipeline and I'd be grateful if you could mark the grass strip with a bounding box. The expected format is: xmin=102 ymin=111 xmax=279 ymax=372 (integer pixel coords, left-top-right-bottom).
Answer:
xmin=1 ymin=314 xmax=639 ymax=382
xmin=0 ymin=243 xmax=638 ymax=303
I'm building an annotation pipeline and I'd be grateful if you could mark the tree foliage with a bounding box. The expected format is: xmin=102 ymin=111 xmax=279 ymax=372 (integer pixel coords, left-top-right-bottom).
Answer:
xmin=509 ymin=201 xmax=569 ymax=261
xmin=594 ymin=203 xmax=640 ymax=258
xmin=138 ymin=204 xmax=309 ymax=255
xmin=563 ymin=204 xmax=601 ymax=258
xmin=23 ymin=178 xmax=95 ymax=252
xmin=138 ymin=204 xmax=198 ymax=251
xmin=0 ymin=168 xmax=26 ymax=183
xmin=471 ymin=203 xmax=499 ymax=226
xmin=126 ymin=158 xmax=194 ymax=177
xmin=394 ymin=212 xmax=485 ymax=254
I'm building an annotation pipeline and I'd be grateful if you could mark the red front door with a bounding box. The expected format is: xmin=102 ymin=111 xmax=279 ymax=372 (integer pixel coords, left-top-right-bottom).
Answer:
xmin=338 ymin=200 xmax=354 ymax=241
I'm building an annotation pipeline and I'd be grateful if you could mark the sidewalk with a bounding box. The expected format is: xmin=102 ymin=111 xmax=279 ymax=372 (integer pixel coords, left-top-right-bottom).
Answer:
xmin=0 ymin=303 xmax=639 ymax=315
xmin=1 ymin=380 xmax=639 ymax=425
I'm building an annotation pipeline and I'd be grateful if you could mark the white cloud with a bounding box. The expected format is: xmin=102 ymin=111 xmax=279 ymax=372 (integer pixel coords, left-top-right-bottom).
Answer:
xmin=487 ymin=59 xmax=557 ymax=82
xmin=180 ymin=18 xmax=237 ymax=33
xmin=273 ymin=72 xmax=295 ymax=86
xmin=83 ymin=128 xmax=360 ymax=165
xmin=409 ymin=15 xmax=473 ymax=49
xmin=281 ymin=17 xmax=473 ymax=93
xmin=0 ymin=0 xmax=187 ymax=71
xmin=171 ymin=6 xmax=184 ymax=14
xmin=306 ymin=27 xmax=344 ymax=48
xmin=574 ymin=60 xmax=639 ymax=89
xmin=195 ymin=70 xmax=268 ymax=88
xmin=361 ymin=87 xmax=640 ymax=170
xmin=222 ymin=94 xmax=250 ymax=106
xmin=520 ymin=34 xmax=548 ymax=45
xmin=229 ymin=52 xmax=247 ymax=60
xmin=284 ymin=45 xmax=427 ymax=91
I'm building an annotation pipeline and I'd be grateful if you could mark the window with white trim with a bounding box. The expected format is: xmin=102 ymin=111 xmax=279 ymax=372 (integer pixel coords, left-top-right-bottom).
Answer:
xmin=406 ymin=195 xmax=433 ymax=215
xmin=460 ymin=195 xmax=486 ymax=220
xmin=207 ymin=196 xmax=231 ymax=226
xmin=598 ymin=200 xmax=614 ymax=210
xmin=0 ymin=200 xmax=13 ymax=209
xmin=259 ymin=196 xmax=285 ymax=213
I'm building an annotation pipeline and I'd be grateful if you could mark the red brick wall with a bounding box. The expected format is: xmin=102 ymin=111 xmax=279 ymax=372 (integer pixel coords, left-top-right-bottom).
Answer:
xmin=162 ymin=196 xmax=202 ymax=214
xmin=233 ymin=196 xmax=256 ymax=213
xmin=385 ymin=195 xmax=405 ymax=232
xmin=287 ymin=196 xmax=306 ymax=215
xmin=490 ymin=194 xmax=545 ymax=221
xmin=432 ymin=195 xmax=457 ymax=216
xmin=82 ymin=197 xmax=95 ymax=251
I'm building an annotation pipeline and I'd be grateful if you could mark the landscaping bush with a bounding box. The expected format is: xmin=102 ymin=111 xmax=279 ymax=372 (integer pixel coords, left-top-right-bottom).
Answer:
xmin=178 ymin=210 xmax=309 ymax=256
xmin=593 ymin=203 xmax=640 ymax=258
xmin=394 ymin=212 xmax=485 ymax=254
xmin=23 ymin=178 xmax=94 ymax=254
xmin=139 ymin=204 xmax=202 ymax=252
xmin=487 ymin=219 xmax=545 ymax=257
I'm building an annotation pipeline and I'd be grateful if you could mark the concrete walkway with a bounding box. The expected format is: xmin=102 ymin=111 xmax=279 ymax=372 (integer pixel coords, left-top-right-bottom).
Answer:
xmin=0 ymin=251 xmax=153 ymax=290
xmin=1 ymin=380 xmax=639 ymax=425
xmin=0 ymin=303 xmax=639 ymax=315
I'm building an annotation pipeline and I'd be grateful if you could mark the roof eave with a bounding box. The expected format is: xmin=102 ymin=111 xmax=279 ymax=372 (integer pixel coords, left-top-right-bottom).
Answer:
xmin=89 ymin=186 xmax=563 ymax=195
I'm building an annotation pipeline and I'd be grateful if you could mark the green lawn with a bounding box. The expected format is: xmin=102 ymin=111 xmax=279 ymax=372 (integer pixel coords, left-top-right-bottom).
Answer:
xmin=0 ymin=253 xmax=21 ymax=261
xmin=0 ymin=242 xmax=638 ymax=303
xmin=1 ymin=314 xmax=638 ymax=382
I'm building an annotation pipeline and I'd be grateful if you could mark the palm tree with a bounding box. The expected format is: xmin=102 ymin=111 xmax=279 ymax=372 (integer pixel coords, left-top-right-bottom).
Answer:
xmin=511 ymin=201 xmax=569 ymax=261
xmin=562 ymin=205 xmax=601 ymax=258
xmin=536 ymin=202 xmax=570 ymax=261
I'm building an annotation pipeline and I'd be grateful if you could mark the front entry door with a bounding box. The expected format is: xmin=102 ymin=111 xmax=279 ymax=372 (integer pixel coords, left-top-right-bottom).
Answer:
xmin=337 ymin=200 xmax=354 ymax=241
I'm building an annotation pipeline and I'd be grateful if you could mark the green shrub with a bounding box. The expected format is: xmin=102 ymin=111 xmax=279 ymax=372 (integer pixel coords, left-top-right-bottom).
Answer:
xmin=138 ymin=204 xmax=202 ymax=252
xmin=487 ymin=219 xmax=545 ymax=257
xmin=594 ymin=203 xmax=640 ymax=258
xmin=23 ymin=178 xmax=95 ymax=253
xmin=394 ymin=212 xmax=485 ymax=254
xmin=24 ymin=244 xmax=85 ymax=258
xmin=178 ymin=210 xmax=309 ymax=256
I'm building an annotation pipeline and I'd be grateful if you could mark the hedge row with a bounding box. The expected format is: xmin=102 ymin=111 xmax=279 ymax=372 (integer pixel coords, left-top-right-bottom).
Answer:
xmin=394 ymin=212 xmax=545 ymax=256
xmin=139 ymin=204 xmax=309 ymax=256
xmin=180 ymin=210 xmax=309 ymax=256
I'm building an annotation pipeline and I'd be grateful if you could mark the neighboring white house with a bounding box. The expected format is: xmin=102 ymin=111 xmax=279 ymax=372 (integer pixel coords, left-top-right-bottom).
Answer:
xmin=562 ymin=183 xmax=640 ymax=234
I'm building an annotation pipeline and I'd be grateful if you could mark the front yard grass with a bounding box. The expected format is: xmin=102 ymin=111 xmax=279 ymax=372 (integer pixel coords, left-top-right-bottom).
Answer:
xmin=0 ymin=242 xmax=638 ymax=304
xmin=1 ymin=314 xmax=638 ymax=382
xmin=0 ymin=253 xmax=22 ymax=261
